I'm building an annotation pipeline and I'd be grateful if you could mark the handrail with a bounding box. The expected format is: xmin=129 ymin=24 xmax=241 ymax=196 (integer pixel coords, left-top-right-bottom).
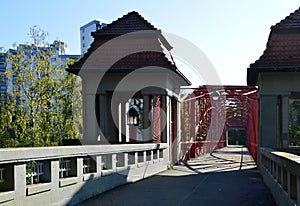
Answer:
xmin=260 ymin=147 xmax=300 ymax=206
xmin=0 ymin=143 xmax=166 ymax=164
xmin=0 ymin=143 xmax=168 ymax=205
xmin=260 ymin=147 xmax=300 ymax=174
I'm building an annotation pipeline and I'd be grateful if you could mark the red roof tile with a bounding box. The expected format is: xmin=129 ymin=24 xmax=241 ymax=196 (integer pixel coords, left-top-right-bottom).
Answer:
xmin=273 ymin=8 xmax=300 ymax=30
xmin=67 ymin=11 xmax=190 ymax=85
xmin=93 ymin=11 xmax=157 ymax=35
xmin=248 ymin=7 xmax=300 ymax=85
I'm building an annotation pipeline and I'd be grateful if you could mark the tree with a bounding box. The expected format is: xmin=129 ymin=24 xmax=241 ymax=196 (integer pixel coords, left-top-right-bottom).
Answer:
xmin=0 ymin=26 xmax=82 ymax=147
xmin=289 ymin=99 xmax=300 ymax=146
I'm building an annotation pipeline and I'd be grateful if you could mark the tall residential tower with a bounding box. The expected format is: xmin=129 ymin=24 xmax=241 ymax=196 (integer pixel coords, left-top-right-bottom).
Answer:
xmin=80 ymin=20 xmax=106 ymax=55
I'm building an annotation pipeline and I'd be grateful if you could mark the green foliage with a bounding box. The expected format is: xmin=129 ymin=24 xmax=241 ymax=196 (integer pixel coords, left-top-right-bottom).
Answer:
xmin=289 ymin=100 xmax=300 ymax=146
xmin=227 ymin=129 xmax=246 ymax=145
xmin=0 ymin=27 xmax=82 ymax=147
xmin=26 ymin=161 xmax=37 ymax=185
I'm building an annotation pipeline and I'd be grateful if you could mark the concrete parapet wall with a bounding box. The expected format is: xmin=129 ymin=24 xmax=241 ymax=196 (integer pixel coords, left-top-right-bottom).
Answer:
xmin=259 ymin=147 xmax=300 ymax=206
xmin=0 ymin=143 xmax=168 ymax=206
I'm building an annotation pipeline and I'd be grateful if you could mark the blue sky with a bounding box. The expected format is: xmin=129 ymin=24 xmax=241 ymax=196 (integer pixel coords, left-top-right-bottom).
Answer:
xmin=0 ymin=0 xmax=299 ymax=85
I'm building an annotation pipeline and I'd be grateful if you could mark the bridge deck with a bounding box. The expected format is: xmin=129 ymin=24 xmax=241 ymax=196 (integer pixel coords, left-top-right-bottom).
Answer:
xmin=76 ymin=146 xmax=275 ymax=206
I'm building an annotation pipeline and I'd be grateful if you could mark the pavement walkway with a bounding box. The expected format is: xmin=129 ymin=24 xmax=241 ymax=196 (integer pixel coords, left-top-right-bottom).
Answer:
xmin=76 ymin=146 xmax=275 ymax=206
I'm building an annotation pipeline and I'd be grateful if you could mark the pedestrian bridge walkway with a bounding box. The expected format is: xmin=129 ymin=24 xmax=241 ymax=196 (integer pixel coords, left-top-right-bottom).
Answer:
xmin=77 ymin=146 xmax=275 ymax=206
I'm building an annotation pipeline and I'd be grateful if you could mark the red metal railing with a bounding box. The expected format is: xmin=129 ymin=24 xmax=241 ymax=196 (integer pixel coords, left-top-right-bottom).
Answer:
xmin=245 ymin=96 xmax=258 ymax=162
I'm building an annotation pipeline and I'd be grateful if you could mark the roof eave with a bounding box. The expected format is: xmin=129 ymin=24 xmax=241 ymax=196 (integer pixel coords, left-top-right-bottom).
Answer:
xmin=247 ymin=65 xmax=300 ymax=86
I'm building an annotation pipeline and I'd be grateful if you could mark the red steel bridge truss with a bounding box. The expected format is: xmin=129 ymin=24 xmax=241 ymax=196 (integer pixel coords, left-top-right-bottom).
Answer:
xmin=180 ymin=85 xmax=258 ymax=162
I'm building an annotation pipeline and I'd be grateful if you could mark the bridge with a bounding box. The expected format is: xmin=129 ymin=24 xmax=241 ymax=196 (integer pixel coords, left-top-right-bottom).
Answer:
xmin=0 ymin=139 xmax=299 ymax=205
xmin=0 ymin=85 xmax=298 ymax=206
xmin=77 ymin=146 xmax=274 ymax=206
xmin=2 ymin=8 xmax=300 ymax=206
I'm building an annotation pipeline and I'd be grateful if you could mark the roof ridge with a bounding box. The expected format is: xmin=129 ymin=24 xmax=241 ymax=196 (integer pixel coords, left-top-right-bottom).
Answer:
xmin=273 ymin=7 xmax=300 ymax=29
xmin=94 ymin=10 xmax=157 ymax=35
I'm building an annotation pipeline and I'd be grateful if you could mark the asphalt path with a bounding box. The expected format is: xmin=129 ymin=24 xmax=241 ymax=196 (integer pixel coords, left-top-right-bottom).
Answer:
xmin=77 ymin=146 xmax=275 ymax=206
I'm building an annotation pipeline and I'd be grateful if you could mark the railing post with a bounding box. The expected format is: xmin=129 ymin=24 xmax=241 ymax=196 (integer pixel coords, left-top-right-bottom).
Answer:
xmin=143 ymin=151 xmax=147 ymax=164
xmin=164 ymin=148 xmax=168 ymax=164
xmin=124 ymin=153 xmax=128 ymax=167
xmin=150 ymin=150 xmax=154 ymax=163
xmin=276 ymin=164 xmax=279 ymax=182
xmin=14 ymin=163 xmax=26 ymax=197
xmin=112 ymin=154 xmax=117 ymax=172
xmin=157 ymin=149 xmax=161 ymax=162
xmin=134 ymin=152 xmax=138 ymax=166
xmin=288 ymin=171 xmax=291 ymax=198
xmin=297 ymin=176 xmax=300 ymax=206
xmin=77 ymin=158 xmax=83 ymax=182
xmin=51 ymin=159 xmax=60 ymax=189
xmin=281 ymin=167 xmax=284 ymax=188
xmin=272 ymin=161 xmax=276 ymax=177
xmin=96 ymin=156 xmax=102 ymax=174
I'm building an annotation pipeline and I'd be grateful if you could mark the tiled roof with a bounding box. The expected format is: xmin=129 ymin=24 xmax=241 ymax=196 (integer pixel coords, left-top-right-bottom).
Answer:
xmin=273 ymin=8 xmax=300 ymax=30
xmin=92 ymin=11 xmax=157 ymax=35
xmin=67 ymin=11 xmax=190 ymax=85
xmin=248 ymin=7 xmax=300 ymax=85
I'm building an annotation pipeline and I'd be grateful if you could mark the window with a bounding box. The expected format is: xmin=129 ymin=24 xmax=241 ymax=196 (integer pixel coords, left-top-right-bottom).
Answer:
xmin=0 ymin=86 xmax=6 ymax=91
xmin=82 ymin=36 xmax=85 ymax=40
xmin=0 ymin=64 xmax=5 ymax=72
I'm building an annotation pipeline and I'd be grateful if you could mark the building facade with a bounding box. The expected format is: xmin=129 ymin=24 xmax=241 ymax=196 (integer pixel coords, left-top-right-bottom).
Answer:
xmin=80 ymin=20 xmax=106 ymax=55
xmin=0 ymin=53 xmax=7 ymax=94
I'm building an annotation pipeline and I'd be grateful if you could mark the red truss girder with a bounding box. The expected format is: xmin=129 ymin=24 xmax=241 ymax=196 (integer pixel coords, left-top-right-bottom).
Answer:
xmin=183 ymin=85 xmax=257 ymax=128
xmin=180 ymin=85 xmax=258 ymax=162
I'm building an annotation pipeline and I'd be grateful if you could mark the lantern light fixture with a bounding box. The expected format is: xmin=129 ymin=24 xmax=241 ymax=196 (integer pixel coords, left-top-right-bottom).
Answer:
xmin=211 ymin=90 xmax=220 ymax=101
xmin=128 ymin=107 xmax=139 ymax=126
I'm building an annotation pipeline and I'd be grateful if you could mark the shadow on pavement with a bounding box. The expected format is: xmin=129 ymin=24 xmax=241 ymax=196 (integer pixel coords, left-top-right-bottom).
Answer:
xmin=75 ymin=146 xmax=276 ymax=206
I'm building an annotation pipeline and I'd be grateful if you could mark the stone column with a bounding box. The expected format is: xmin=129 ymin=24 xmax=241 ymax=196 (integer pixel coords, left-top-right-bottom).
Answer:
xmin=175 ymin=99 xmax=181 ymax=163
xmin=161 ymin=95 xmax=167 ymax=143
xmin=165 ymin=95 xmax=171 ymax=164
xmin=83 ymin=92 xmax=99 ymax=143
xmin=143 ymin=95 xmax=151 ymax=142
xmin=260 ymin=95 xmax=278 ymax=148
xmin=152 ymin=95 xmax=160 ymax=142
xmin=120 ymin=102 xmax=126 ymax=143
xmin=99 ymin=93 xmax=107 ymax=142
xmin=125 ymin=101 xmax=130 ymax=142
xmin=281 ymin=95 xmax=289 ymax=148
xmin=106 ymin=92 xmax=118 ymax=143
xmin=118 ymin=103 xmax=121 ymax=142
